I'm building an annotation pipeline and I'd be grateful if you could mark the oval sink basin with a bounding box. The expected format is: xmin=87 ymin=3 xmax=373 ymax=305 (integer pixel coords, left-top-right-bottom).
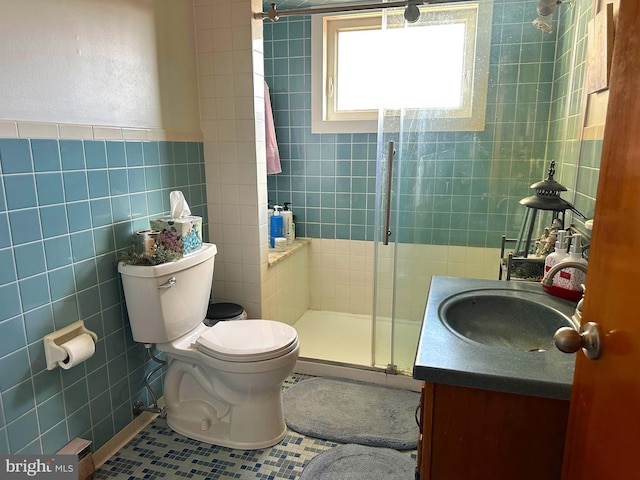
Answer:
xmin=439 ymin=289 xmax=574 ymax=352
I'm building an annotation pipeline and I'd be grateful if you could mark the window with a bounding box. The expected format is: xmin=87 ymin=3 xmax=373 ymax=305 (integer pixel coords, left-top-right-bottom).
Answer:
xmin=311 ymin=2 xmax=492 ymax=133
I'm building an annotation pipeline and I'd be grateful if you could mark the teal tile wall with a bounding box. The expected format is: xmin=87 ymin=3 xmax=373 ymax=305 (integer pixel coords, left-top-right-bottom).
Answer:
xmin=546 ymin=0 xmax=600 ymax=233
xmin=0 ymin=138 xmax=207 ymax=454
xmin=265 ymin=0 xmax=561 ymax=248
xmin=573 ymin=138 xmax=602 ymax=222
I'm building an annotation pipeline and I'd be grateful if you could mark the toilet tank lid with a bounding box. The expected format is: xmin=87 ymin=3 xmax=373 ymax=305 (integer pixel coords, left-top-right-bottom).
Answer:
xmin=118 ymin=243 xmax=217 ymax=278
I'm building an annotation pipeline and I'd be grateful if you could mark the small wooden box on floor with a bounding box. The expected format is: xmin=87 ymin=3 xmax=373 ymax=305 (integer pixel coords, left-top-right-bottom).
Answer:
xmin=416 ymin=382 xmax=569 ymax=480
xmin=57 ymin=437 xmax=95 ymax=480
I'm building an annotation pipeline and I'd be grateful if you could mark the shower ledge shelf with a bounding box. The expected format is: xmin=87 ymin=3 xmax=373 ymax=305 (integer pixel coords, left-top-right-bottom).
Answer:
xmin=268 ymin=238 xmax=311 ymax=267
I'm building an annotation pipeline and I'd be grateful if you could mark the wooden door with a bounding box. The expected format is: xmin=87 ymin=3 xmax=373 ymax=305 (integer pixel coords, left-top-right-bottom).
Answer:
xmin=562 ymin=0 xmax=640 ymax=477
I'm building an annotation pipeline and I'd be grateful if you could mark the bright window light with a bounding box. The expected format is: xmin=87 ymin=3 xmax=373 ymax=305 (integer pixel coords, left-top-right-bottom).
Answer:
xmin=311 ymin=2 xmax=493 ymax=133
xmin=336 ymin=24 xmax=466 ymax=110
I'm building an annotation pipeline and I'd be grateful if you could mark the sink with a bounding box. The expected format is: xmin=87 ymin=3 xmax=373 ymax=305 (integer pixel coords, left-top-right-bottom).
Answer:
xmin=414 ymin=277 xmax=578 ymax=400
xmin=439 ymin=289 xmax=575 ymax=352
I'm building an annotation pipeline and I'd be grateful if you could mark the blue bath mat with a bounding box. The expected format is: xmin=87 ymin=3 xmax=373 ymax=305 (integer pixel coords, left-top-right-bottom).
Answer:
xmin=300 ymin=444 xmax=415 ymax=480
xmin=283 ymin=377 xmax=420 ymax=449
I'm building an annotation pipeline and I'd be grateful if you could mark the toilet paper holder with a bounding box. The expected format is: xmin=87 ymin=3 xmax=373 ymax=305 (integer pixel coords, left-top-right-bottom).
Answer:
xmin=44 ymin=320 xmax=98 ymax=370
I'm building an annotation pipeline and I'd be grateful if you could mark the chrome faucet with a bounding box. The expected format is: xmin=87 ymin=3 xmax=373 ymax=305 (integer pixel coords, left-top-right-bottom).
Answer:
xmin=541 ymin=261 xmax=587 ymax=328
xmin=540 ymin=261 xmax=588 ymax=287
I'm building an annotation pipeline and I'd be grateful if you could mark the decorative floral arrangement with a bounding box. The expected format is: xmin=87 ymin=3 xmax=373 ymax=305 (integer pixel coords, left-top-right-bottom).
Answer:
xmin=501 ymin=257 xmax=545 ymax=281
xmin=118 ymin=230 xmax=184 ymax=266
xmin=118 ymin=243 xmax=182 ymax=266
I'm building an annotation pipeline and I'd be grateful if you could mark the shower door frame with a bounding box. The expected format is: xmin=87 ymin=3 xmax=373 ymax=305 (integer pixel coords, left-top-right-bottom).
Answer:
xmin=372 ymin=109 xmax=425 ymax=375
xmin=369 ymin=1 xmax=493 ymax=374
xmin=371 ymin=8 xmax=404 ymax=375
xmin=370 ymin=5 xmax=418 ymax=374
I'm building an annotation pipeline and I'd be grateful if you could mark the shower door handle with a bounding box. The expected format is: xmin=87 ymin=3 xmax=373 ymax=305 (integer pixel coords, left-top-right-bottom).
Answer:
xmin=383 ymin=141 xmax=395 ymax=245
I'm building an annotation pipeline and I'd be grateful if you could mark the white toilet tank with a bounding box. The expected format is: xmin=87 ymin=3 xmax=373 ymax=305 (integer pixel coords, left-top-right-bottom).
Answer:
xmin=118 ymin=243 xmax=217 ymax=344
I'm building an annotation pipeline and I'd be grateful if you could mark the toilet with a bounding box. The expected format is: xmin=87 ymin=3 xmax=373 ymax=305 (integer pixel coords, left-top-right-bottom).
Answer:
xmin=118 ymin=243 xmax=299 ymax=449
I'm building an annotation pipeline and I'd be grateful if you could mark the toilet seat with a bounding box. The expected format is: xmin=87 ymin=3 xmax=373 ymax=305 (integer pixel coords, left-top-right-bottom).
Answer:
xmin=196 ymin=320 xmax=298 ymax=362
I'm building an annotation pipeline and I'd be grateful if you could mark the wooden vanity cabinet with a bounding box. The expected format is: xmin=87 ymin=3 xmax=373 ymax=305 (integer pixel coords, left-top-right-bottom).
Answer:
xmin=416 ymin=381 xmax=570 ymax=480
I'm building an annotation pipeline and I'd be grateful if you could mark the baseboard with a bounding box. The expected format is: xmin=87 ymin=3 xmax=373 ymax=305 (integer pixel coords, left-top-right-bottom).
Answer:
xmin=93 ymin=408 xmax=159 ymax=468
xmin=295 ymin=358 xmax=421 ymax=392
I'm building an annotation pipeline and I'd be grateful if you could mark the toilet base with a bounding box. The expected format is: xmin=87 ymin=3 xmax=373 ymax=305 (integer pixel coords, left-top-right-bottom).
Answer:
xmin=164 ymin=392 xmax=289 ymax=450
xmin=166 ymin=413 xmax=287 ymax=450
xmin=160 ymin=343 xmax=298 ymax=450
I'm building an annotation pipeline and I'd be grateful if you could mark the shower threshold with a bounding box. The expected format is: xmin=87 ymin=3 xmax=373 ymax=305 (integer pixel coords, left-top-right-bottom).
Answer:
xmin=295 ymin=356 xmax=420 ymax=391
xmin=292 ymin=310 xmax=421 ymax=391
xmin=292 ymin=310 xmax=421 ymax=369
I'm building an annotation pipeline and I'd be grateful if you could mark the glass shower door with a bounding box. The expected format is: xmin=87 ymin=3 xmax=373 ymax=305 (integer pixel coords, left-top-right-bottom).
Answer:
xmin=372 ymin=110 xmax=426 ymax=374
xmin=371 ymin=7 xmax=437 ymax=374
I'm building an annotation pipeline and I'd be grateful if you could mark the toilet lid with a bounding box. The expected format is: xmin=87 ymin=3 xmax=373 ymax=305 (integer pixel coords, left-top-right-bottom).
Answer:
xmin=196 ymin=320 xmax=298 ymax=362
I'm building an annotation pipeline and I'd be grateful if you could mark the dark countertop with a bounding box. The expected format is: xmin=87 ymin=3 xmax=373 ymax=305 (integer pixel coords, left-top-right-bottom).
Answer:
xmin=412 ymin=276 xmax=577 ymax=400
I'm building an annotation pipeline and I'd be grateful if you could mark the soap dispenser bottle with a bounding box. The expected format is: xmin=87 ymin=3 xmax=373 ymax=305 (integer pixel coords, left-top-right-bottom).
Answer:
xmin=543 ymin=233 xmax=587 ymax=302
xmin=282 ymin=202 xmax=294 ymax=245
xmin=267 ymin=200 xmax=274 ymax=223
xmin=544 ymin=229 xmax=569 ymax=276
xmin=270 ymin=205 xmax=283 ymax=248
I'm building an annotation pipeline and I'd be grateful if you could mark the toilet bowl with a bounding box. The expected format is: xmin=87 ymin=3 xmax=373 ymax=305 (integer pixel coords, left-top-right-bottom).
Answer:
xmin=118 ymin=243 xmax=299 ymax=449
xmin=158 ymin=320 xmax=299 ymax=448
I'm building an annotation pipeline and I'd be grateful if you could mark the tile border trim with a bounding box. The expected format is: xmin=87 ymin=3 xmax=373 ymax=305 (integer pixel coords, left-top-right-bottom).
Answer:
xmin=0 ymin=120 xmax=203 ymax=142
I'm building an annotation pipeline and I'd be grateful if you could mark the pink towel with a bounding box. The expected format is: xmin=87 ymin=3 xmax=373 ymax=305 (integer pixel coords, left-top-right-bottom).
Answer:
xmin=264 ymin=81 xmax=282 ymax=174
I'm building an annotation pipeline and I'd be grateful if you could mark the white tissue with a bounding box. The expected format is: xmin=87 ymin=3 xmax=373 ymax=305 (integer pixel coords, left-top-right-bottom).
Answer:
xmin=170 ymin=190 xmax=191 ymax=218
xmin=58 ymin=334 xmax=96 ymax=370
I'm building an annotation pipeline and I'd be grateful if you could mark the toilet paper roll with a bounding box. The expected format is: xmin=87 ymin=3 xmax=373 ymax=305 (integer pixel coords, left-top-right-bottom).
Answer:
xmin=58 ymin=334 xmax=96 ymax=370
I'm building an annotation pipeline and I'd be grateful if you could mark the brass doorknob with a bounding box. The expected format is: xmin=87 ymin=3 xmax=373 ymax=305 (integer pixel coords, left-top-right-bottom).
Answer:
xmin=553 ymin=322 xmax=602 ymax=360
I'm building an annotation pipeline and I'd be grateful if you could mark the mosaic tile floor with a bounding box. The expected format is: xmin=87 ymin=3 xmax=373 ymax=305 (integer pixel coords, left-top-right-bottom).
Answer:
xmin=95 ymin=374 xmax=417 ymax=479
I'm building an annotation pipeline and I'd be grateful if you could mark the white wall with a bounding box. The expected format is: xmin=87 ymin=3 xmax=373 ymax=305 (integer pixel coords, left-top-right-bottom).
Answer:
xmin=258 ymin=238 xmax=498 ymax=328
xmin=0 ymin=0 xmax=200 ymax=139
xmin=309 ymin=239 xmax=500 ymax=322
xmin=262 ymin=244 xmax=310 ymax=325
xmin=194 ymin=0 xmax=267 ymax=317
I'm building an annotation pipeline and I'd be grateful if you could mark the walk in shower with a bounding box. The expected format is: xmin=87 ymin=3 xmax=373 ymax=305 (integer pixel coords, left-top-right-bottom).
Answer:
xmin=263 ymin=0 xmax=582 ymax=375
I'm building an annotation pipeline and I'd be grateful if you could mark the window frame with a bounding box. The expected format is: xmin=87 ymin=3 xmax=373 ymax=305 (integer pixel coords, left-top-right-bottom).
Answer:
xmin=311 ymin=1 xmax=493 ymax=134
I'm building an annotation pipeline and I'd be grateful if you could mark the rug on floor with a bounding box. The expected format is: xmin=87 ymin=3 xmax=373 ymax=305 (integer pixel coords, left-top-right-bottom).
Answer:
xmin=300 ymin=443 xmax=415 ymax=480
xmin=283 ymin=377 xmax=420 ymax=449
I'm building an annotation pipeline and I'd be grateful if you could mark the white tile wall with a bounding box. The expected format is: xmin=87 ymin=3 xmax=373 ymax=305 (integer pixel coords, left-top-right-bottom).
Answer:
xmin=0 ymin=120 xmax=201 ymax=141
xmin=235 ymin=233 xmax=498 ymax=327
xmin=261 ymin=243 xmax=310 ymax=325
xmin=195 ymin=0 xmax=267 ymax=317
xmin=308 ymin=239 xmax=500 ymax=321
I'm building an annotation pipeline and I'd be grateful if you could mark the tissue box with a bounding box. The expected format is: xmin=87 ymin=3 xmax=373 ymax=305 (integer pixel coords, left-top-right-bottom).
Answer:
xmin=150 ymin=215 xmax=202 ymax=255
